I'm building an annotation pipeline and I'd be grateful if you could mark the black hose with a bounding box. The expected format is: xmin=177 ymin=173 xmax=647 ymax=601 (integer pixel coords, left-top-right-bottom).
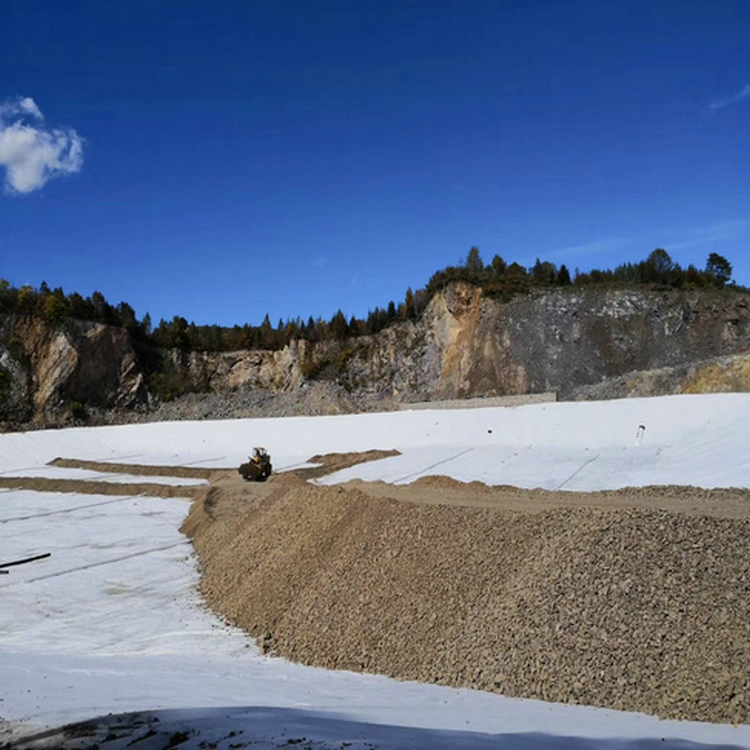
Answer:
xmin=0 ymin=552 xmax=51 ymax=570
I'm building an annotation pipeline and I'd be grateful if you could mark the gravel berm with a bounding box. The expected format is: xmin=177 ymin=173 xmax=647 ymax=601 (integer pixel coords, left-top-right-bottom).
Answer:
xmin=182 ymin=464 xmax=750 ymax=725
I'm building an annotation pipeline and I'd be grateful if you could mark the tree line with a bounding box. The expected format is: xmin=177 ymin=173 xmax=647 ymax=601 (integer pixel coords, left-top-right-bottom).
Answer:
xmin=425 ymin=247 xmax=734 ymax=300
xmin=0 ymin=279 xmax=147 ymax=336
xmin=0 ymin=248 xmax=736 ymax=354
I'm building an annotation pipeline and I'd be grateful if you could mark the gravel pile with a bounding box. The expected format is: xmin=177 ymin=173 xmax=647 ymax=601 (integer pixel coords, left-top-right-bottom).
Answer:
xmin=184 ymin=473 xmax=750 ymax=725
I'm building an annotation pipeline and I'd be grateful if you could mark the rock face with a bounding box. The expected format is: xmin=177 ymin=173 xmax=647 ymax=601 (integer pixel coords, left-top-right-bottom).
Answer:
xmin=0 ymin=316 xmax=147 ymax=424
xmin=172 ymin=338 xmax=309 ymax=394
xmin=324 ymin=284 xmax=750 ymax=401
xmin=3 ymin=284 xmax=750 ymax=424
xmin=444 ymin=284 xmax=750 ymax=399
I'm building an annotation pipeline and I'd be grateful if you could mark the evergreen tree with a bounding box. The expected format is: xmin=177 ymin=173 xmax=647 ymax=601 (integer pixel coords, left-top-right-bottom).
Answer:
xmin=706 ymin=253 xmax=732 ymax=288
xmin=556 ymin=264 xmax=572 ymax=286
xmin=645 ymin=248 xmax=674 ymax=285
xmin=259 ymin=314 xmax=274 ymax=348
xmin=490 ymin=254 xmax=507 ymax=277
xmin=329 ymin=310 xmax=348 ymax=340
xmin=404 ymin=287 xmax=415 ymax=319
xmin=464 ymin=246 xmax=484 ymax=273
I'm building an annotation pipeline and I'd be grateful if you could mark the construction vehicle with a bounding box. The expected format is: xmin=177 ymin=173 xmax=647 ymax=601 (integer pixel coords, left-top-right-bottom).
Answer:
xmin=238 ymin=446 xmax=272 ymax=481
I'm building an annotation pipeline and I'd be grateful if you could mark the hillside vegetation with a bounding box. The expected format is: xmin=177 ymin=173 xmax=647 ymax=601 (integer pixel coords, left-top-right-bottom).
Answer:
xmin=0 ymin=248 xmax=737 ymax=353
xmin=0 ymin=248 xmax=747 ymax=425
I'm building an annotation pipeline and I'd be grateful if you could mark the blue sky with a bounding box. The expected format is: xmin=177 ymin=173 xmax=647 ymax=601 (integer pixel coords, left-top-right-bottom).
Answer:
xmin=1 ymin=0 xmax=749 ymax=327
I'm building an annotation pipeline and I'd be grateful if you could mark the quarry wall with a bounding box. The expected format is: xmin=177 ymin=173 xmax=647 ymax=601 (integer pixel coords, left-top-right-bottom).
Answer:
xmin=2 ymin=284 xmax=750 ymax=424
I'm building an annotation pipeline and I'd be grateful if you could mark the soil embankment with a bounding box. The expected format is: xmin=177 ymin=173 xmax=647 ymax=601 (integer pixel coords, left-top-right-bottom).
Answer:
xmin=0 ymin=476 xmax=204 ymax=498
xmin=13 ymin=454 xmax=746 ymax=724
xmin=48 ymin=457 xmax=215 ymax=480
xmin=183 ymin=460 xmax=750 ymax=726
xmin=0 ymin=457 xmax=214 ymax=498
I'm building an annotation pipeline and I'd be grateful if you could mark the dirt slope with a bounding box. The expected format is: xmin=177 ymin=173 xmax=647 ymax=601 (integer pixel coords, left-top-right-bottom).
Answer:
xmin=183 ymin=465 xmax=750 ymax=725
xmin=9 ymin=452 xmax=747 ymax=724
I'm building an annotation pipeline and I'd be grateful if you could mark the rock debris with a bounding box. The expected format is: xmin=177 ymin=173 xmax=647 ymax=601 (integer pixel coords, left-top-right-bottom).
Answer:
xmin=183 ymin=467 xmax=750 ymax=725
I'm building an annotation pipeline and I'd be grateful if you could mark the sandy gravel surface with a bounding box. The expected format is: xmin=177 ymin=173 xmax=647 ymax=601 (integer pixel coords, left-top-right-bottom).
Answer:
xmin=183 ymin=461 xmax=750 ymax=726
xmin=349 ymin=475 xmax=750 ymax=519
xmin=0 ymin=474 xmax=203 ymax=498
xmin=13 ymin=453 xmax=747 ymax=725
xmin=48 ymin=457 xmax=215 ymax=479
xmin=0 ymin=458 xmax=214 ymax=498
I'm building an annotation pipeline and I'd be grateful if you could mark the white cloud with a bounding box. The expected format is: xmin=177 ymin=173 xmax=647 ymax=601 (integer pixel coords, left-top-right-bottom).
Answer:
xmin=19 ymin=97 xmax=43 ymax=120
xmin=542 ymin=236 xmax=631 ymax=265
xmin=662 ymin=219 xmax=750 ymax=252
xmin=0 ymin=96 xmax=83 ymax=194
xmin=709 ymin=82 xmax=750 ymax=110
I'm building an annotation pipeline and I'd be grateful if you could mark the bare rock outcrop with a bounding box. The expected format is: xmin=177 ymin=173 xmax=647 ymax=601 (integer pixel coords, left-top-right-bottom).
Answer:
xmin=171 ymin=338 xmax=309 ymax=394
xmin=329 ymin=285 xmax=750 ymax=401
xmin=0 ymin=315 xmax=146 ymax=423
xmin=4 ymin=284 xmax=750 ymax=424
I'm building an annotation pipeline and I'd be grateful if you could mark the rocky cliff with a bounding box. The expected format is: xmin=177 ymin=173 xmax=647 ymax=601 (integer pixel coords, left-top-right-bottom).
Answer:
xmin=290 ymin=283 xmax=750 ymax=403
xmin=0 ymin=315 xmax=147 ymax=424
xmin=417 ymin=283 xmax=750 ymax=400
xmin=3 ymin=284 xmax=750 ymax=425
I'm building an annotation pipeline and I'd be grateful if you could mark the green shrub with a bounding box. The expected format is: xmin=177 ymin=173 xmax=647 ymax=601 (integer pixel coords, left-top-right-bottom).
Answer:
xmin=0 ymin=365 xmax=10 ymax=405
xmin=69 ymin=401 xmax=87 ymax=421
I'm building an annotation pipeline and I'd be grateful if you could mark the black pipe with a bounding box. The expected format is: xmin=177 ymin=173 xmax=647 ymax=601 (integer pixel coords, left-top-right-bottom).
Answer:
xmin=0 ymin=552 xmax=51 ymax=570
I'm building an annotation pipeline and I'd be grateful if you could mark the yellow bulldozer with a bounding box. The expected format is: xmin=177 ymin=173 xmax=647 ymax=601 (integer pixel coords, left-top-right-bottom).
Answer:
xmin=238 ymin=446 xmax=272 ymax=481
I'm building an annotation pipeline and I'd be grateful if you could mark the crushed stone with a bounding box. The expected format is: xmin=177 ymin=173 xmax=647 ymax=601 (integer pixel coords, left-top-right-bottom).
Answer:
xmin=183 ymin=469 xmax=750 ymax=725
